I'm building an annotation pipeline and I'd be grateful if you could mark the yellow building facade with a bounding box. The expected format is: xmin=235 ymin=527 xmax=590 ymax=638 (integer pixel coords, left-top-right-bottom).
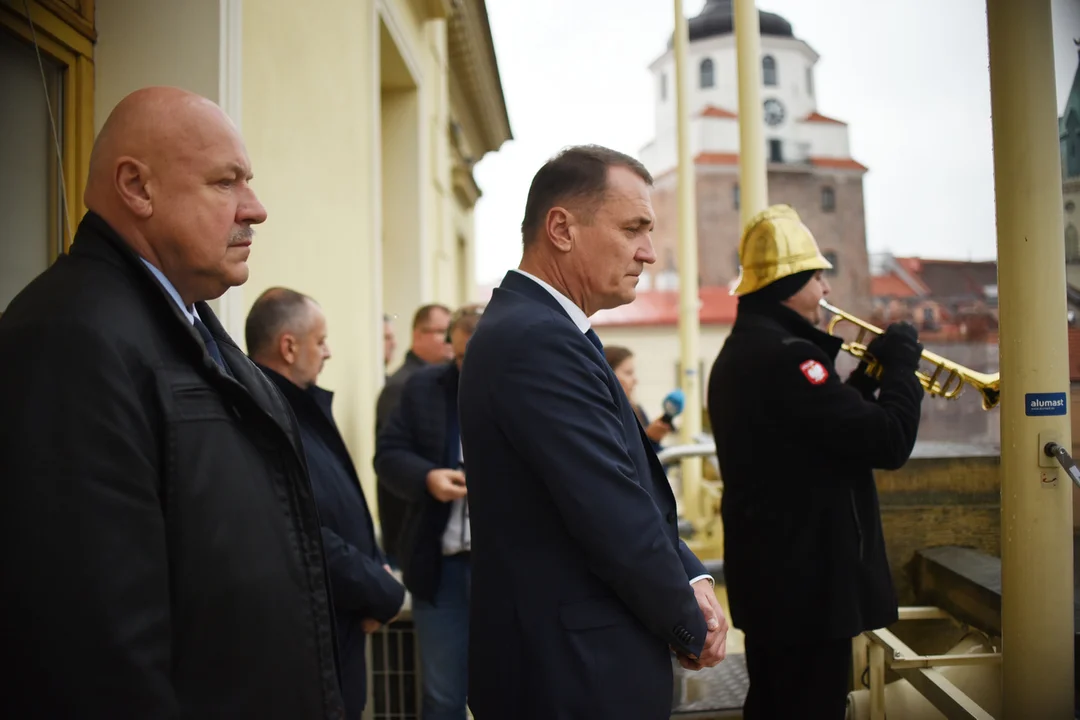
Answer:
xmin=1 ymin=0 xmax=511 ymax=502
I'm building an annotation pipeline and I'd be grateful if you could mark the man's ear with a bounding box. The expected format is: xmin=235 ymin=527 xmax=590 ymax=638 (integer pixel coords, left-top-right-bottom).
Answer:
xmin=545 ymin=207 xmax=574 ymax=253
xmin=278 ymin=333 xmax=297 ymax=364
xmin=115 ymin=156 xmax=154 ymax=219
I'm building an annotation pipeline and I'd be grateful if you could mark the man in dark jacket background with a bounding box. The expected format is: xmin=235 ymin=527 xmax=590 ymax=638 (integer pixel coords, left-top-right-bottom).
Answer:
xmin=248 ymin=287 xmax=406 ymax=720
xmin=0 ymin=87 xmax=344 ymax=718
xmin=707 ymin=204 xmax=924 ymax=720
xmin=375 ymin=303 xmax=452 ymax=564
xmin=375 ymin=305 xmax=483 ymax=720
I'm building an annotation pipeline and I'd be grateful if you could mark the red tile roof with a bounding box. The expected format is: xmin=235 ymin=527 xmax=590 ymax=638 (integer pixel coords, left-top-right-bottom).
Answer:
xmin=651 ymin=153 xmax=869 ymax=179
xmin=871 ymin=274 xmax=920 ymax=298
xmin=896 ymin=257 xmax=923 ymax=275
xmin=801 ymin=111 xmax=847 ymax=125
xmin=473 ymin=283 xmax=738 ymax=328
xmin=694 ymin=151 xmax=740 ymax=166
xmin=910 ymin=259 xmax=997 ymax=297
xmin=591 ymin=287 xmax=738 ymax=327
xmin=809 ymin=156 xmax=869 ymax=172
xmin=700 ymin=105 xmax=738 ymax=119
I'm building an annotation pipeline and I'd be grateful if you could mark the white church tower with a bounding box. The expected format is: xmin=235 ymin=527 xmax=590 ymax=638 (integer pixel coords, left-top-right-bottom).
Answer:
xmin=639 ymin=0 xmax=872 ymax=316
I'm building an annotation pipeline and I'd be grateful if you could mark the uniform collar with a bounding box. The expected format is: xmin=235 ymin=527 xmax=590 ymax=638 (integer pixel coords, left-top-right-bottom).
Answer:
xmin=735 ymin=301 xmax=843 ymax=359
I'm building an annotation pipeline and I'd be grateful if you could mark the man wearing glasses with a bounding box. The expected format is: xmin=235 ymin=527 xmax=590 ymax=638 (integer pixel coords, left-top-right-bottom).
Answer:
xmin=375 ymin=303 xmax=452 ymax=565
xmin=375 ymin=305 xmax=482 ymax=720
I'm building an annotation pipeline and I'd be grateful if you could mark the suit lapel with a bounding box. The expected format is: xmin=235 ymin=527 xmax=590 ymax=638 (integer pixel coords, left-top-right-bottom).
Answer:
xmin=499 ymin=270 xmax=676 ymax=505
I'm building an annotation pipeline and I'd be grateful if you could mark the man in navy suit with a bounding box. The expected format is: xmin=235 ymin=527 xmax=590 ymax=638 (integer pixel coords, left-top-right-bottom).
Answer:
xmin=458 ymin=145 xmax=729 ymax=719
xmin=246 ymin=287 xmax=406 ymax=720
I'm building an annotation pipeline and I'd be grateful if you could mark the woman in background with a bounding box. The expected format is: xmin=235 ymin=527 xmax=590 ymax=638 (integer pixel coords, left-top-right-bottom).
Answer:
xmin=603 ymin=345 xmax=673 ymax=453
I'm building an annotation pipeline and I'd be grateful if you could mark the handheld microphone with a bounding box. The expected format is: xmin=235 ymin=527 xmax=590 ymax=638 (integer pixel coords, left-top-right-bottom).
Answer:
xmin=660 ymin=389 xmax=685 ymax=427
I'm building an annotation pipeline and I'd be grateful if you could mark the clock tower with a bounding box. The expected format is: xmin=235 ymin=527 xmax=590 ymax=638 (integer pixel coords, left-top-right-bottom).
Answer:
xmin=639 ymin=0 xmax=872 ymax=317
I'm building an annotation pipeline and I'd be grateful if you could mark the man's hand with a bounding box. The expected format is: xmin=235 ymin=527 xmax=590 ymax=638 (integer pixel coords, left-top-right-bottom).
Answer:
xmin=870 ymin=322 xmax=923 ymax=374
xmin=380 ymin=564 xmax=404 ymax=624
xmin=426 ymin=468 xmax=467 ymax=503
xmin=360 ymin=566 xmax=404 ymax=633
xmin=676 ymin=579 xmax=728 ymax=671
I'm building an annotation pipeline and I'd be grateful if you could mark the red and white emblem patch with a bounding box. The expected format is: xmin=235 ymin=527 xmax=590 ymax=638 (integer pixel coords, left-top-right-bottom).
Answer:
xmin=799 ymin=359 xmax=829 ymax=385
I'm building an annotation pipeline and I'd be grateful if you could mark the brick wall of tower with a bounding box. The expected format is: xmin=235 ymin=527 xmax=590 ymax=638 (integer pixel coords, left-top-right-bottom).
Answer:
xmin=647 ymin=165 xmax=872 ymax=319
xmin=770 ymin=170 xmax=873 ymax=319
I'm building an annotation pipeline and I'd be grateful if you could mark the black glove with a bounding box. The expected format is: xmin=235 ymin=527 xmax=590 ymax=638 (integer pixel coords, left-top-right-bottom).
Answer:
xmin=870 ymin=322 xmax=923 ymax=374
xmin=846 ymin=359 xmax=881 ymax=398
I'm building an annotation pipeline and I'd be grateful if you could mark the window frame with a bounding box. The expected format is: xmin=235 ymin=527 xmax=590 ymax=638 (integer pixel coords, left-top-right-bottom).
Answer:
xmin=1066 ymin=224 xmax=1079 ymax=264
xmin=699 ymin=57 xmax=714 ymax=89
xmin=0 ymin=0 xmax=95 ymax=257
xmin=821 ymin=186 xmax=836 ymax=213
xmin=822 ymin=250 xmax=839 ymax=276
xmin=762 ymin=54 xmax=777 ymax=86
xmin=768 ymin=138 xmax=783 ymax=163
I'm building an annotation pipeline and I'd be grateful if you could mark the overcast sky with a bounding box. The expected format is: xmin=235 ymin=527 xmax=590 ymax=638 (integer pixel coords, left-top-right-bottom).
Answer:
xmin=471 ymin=0 xmax=1080 ymax=286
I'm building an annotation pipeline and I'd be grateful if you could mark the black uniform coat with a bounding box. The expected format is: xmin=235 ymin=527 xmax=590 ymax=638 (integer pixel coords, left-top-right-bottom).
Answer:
xmin=458 ymin=270 xmax=709 ymax=720
xmin=706 ymin=302 xmax=922 ymax=644
xmin=0 ymin=212 xmax=344 ymax=719
xmin=261 ymin=367 xmax=405 ymax=720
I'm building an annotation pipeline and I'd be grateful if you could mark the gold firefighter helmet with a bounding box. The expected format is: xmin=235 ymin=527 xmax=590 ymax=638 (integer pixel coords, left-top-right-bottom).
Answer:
xmin=732 ymin=204 xmax=832 ymax=296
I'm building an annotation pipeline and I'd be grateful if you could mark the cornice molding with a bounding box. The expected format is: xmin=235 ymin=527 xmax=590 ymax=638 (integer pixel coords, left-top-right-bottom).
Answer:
xmin=452 ymin=162 xmax=482 ymax=208
xmin=447 ymin=0 xmax=512 ymax=156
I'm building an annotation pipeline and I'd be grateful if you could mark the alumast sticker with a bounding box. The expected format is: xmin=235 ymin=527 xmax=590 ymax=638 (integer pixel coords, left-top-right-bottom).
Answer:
xmin=1025 ymin=393 xmax=1067 ymax=417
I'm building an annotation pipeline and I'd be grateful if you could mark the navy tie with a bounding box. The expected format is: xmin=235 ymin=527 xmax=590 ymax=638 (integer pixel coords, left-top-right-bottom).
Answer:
xmin=585 ymin=328 xmax=604 ymax=353
xmin=193 ymin=317 xmax=229 ymax=373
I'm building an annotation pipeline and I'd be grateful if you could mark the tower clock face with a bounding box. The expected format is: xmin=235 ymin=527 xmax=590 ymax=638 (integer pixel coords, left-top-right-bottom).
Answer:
xmin=764 ymin=98 xmax=785 ymax=126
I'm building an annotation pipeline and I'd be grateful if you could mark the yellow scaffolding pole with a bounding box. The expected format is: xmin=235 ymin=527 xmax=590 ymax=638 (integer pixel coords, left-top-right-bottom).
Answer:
xmin=672 ymin=0 xmax=704 ymax=538
xmin=734 ymin=0 xmax=767 ymax=225
xmin=986 ymin=0 xmax=1075 ymax=715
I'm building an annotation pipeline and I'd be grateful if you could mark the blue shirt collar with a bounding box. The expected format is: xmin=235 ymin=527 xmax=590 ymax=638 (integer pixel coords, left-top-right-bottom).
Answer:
xmin=139 ymin=258 xmax=199 ymax=326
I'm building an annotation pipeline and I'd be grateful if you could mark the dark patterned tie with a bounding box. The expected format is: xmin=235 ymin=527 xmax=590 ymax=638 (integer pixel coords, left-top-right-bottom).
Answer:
xmin=585 ymin=328 xmax=604 ymax=353
xmin=193 ymin=317 xmax=229 ymax=374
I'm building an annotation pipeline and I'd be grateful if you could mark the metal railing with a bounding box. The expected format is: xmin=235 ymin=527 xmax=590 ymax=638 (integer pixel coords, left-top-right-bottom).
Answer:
xmin=656 ymin=441 xmax=1003 ymax=719
xmin=657 ymin=440 xmax=724 ymax=554
xmin=856 ymin=607 xmax=1000 ymax=720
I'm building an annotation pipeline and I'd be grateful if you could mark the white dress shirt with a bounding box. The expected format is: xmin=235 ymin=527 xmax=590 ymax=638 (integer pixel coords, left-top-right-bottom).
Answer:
xmin=509 ymin=269 xmax=713 ymax=588
xmin=140 ymin=258 xmax=198 ymax=326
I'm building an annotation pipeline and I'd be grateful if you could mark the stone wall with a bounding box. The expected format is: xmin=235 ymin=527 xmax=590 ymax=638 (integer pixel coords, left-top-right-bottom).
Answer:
xmin=876 ymin=455 xmax=1001 ymax=605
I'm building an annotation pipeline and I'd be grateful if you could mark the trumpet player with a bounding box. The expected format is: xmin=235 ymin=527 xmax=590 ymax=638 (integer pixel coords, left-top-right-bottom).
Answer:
xmin=706 ymin=204 xmax=924 ymax=720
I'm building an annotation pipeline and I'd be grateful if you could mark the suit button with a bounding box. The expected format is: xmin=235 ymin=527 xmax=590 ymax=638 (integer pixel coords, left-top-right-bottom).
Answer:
xmin=666 ymin=510 xmax=676 ymax=524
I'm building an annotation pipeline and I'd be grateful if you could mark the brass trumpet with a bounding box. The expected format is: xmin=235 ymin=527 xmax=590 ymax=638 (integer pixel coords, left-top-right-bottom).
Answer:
xmin=819 ymin=300 xmax=1001 ymax=411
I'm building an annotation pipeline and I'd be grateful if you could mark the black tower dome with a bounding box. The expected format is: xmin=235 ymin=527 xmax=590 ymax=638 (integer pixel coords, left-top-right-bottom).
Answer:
xmin=668 ymin=0 xmax=794 ymax=47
